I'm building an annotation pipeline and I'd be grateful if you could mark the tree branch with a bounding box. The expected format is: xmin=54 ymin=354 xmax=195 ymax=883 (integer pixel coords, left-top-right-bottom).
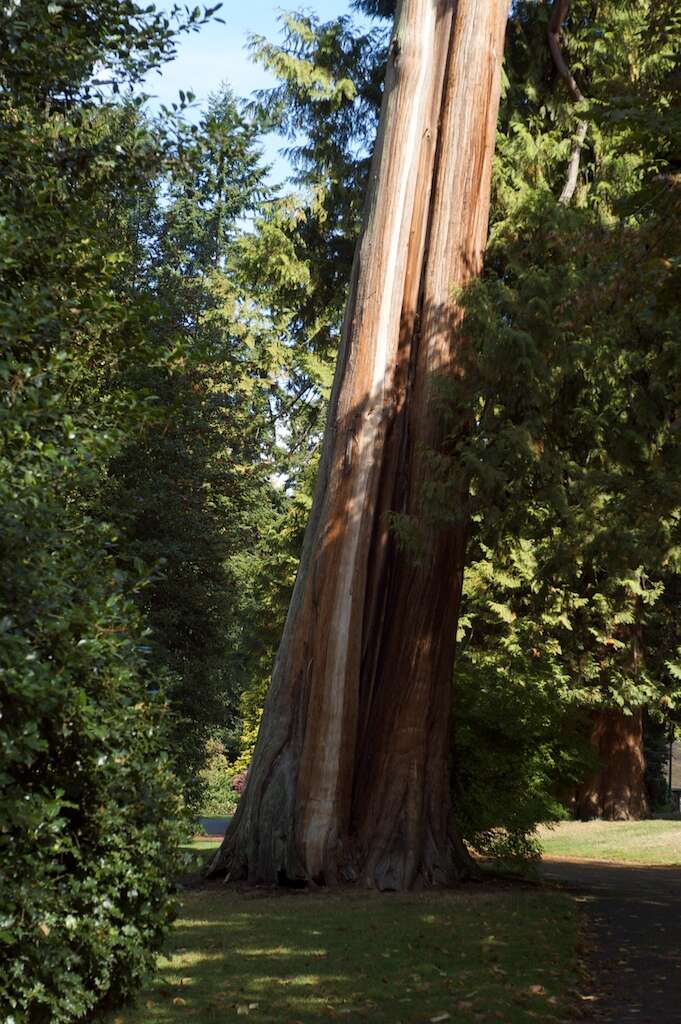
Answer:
xmin=560 ymin=118 xmax=588 ymax=204
xmin=548 ymin=0 xmax=587 ymax=205
xmin=548 ymin=0 xmax=583 ymax=102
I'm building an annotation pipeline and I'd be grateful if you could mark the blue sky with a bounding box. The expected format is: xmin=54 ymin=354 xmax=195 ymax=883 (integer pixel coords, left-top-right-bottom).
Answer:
xmin=150 ymin=2 xmax=372 ymax=111
xmin=147 ymin=3 xmax=375 ymax=181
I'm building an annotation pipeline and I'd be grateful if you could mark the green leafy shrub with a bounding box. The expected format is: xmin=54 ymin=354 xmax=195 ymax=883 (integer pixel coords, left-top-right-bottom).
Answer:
xmin=0 ymin=3 xmax=209 ymax=1019
xmin=0 ymin=531 xmax=184 ymax=1022
xmin=198 ymin=740 xmax=239 ymax=817
xmin=453 ymin=669 xmax=576 ymax=863
xmin=0 ymin=343 xmax=186 ymax=1019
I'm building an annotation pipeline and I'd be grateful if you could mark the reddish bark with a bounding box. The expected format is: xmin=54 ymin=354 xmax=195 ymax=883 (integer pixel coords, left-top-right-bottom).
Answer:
xmin=209 ymin=0 xmax=510 ymax=889
xmin=576 ymin=708 xmax=650 ymax=821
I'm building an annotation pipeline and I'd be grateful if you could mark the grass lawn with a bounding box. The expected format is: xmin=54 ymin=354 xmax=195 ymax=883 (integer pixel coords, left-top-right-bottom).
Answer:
xmin=103 ymin=886 xmax=578 ymax=1024
xmin=179 ymin=842 xmax=222 ymax=877
xmin=538 ymin=817 xmax=681 ymax=865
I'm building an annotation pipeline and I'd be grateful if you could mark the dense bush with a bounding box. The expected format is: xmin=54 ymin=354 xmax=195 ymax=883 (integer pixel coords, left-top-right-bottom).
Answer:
xmin=198 ymin=740 xmax=239 ymax=816
xmin=0 ymin=515 xmax=184 ymax=1021
xmin=0 ymin=2 xmax=206 ymax=1019
xmin=452 ymin=667 xmax=578 ymax=862
xmin=0 ymin=292 xmax=186 ymax=1019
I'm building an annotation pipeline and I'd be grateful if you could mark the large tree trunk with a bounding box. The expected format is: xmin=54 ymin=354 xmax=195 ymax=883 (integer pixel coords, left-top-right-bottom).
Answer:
xmin=576 ymin=708 xmax=650 ymax=821
xmin=210 ymin=0 xmax=509 ymax=889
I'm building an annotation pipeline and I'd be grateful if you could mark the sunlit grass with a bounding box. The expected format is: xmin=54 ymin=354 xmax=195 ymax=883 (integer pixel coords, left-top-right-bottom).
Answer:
xmin=539 ymin=818 xmax=681 ymax=864
xmin=102 ymin=886 xmax=579 ymax=1023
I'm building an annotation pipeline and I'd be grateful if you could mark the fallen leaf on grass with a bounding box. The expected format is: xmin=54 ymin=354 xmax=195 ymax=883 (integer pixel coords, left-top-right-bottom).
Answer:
xmin=172 ymin=997 xmax=187 ymax=1006
xmin=430 ymin=1014 xmax=451 ymax=1022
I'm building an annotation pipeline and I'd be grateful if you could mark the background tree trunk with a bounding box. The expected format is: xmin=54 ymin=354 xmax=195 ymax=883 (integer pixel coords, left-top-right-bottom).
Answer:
xmin=576 ymin=708 xmax=650 ymax=821
xmin=209 ymin=0 xmax=510 ymax=889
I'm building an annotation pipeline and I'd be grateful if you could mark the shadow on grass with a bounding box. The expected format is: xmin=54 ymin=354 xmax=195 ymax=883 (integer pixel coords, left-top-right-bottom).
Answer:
xmin=104 ymin=887 xmax=579 ymax=1024
xmin=540 ymin=858 xmax=681 ymax=1023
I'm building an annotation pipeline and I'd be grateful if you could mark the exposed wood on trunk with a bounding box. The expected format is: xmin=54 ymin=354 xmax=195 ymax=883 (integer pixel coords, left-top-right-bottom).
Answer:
xmin=576 ymin=708 xmax=650 ymax=821
xmin=548 ymin=0 xmax=588 ymax=205
xmin=559 ymin=118 xmax=588 ymax=205
xmin=209 ymin=0 xmax=510 ymax=890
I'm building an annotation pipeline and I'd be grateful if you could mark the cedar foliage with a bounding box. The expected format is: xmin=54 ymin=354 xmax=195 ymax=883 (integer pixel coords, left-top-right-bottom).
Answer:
xmin=450 ymin=0 xmax=681 ymax=832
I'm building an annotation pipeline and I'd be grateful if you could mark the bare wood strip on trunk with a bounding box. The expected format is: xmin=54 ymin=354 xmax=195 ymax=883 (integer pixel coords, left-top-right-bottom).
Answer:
xmin=560 ymin=118 xmax=588 ymax=205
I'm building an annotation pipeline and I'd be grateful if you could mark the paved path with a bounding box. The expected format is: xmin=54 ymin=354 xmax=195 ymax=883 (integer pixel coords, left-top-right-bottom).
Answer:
xmin=197 ymin=815 xmax=231 ymax=836
xmin=540 ymin=859 xmax=681 ymax=1023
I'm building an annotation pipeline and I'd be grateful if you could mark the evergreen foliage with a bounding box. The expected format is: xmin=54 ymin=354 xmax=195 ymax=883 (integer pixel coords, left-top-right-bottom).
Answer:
xmin=352 ymin=0 xmax=395 ymax=19
xmin=449 ymin=0 xmax=681 ymax=841
xmin=109 ymin=88 xmax=279 ymax=804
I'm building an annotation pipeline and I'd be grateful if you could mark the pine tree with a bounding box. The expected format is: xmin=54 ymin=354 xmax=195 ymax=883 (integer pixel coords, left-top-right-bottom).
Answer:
xmin=110 ymin=88 xmax=281 ymax=803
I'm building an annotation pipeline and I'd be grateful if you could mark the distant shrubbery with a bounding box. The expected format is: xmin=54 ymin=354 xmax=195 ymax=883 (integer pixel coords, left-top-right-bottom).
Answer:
xmin=198 ymin=740 xmax=242 ymax=816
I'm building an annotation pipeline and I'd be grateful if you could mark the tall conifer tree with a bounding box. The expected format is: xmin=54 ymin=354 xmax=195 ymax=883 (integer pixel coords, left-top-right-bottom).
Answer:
xmin=211 ymin=0 xmax=510 ymax=889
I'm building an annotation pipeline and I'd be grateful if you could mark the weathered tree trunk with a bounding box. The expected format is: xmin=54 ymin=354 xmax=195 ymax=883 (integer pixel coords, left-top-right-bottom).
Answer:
xmin=209 ymin=0 xmax=509 ymax=889
xmin=548 ymin=0 xmax=588 ymax=206
xmin=576 ymin=708 xmax=650 ymax=821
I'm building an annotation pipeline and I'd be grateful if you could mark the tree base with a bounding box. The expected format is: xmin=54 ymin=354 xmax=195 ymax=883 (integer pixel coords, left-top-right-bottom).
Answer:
xmin=576 ymin=708 xmax=650 ymax=821
xmin=206 ymin=811 xmax=475 ymax=891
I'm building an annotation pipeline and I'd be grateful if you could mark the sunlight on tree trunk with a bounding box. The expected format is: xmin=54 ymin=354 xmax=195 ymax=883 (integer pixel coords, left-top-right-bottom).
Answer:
xmin=209 ymin=0 xmax=510 ymax=889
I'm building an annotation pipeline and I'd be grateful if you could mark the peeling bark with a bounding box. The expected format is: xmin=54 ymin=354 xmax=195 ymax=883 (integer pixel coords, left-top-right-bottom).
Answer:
xmin=576 ymin=708 xmax=650 ymax=821
xmin=209 ymin=0 xmax=510 ymax=890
